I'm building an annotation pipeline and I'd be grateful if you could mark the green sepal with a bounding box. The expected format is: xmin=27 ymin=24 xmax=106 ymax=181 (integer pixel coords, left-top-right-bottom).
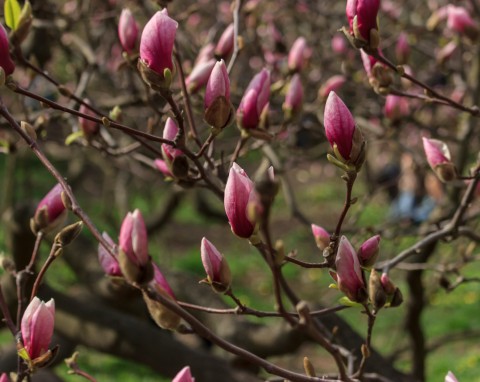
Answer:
xmin=5 ymin=0 xmax=21 ymax=30
xmin=339 ymin=296 xmax=362 ymax=307
xmin=65 ymin=130 xmax=85 ymax=145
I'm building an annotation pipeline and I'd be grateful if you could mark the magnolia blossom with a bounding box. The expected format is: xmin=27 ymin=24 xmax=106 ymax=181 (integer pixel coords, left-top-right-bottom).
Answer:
xmin=154 ymin=158 xmax=173 ymax=177
xmin=318 ymin=75 xmax=346 ymax=100
xmin=422 ymin=137 xmax=456 ymax=182
xmin=119 ymin=209 xmax=149 ymax=267
xmin=224 ymin=163 xmax=255 ymax=238
xmin=283 ymin=73 xmax=303 ymax=117
xmin=152 ymin=263 xmax=176 ymax=299
xmin=288 ymin=37 xmax=311 ymax=72
xmin=201 ymin=237 xmax=231 ymax=292
xmin=21 ymin=297 xmax=55 ymax=360
xmin=118 ymin=8 xmax=139 ymax=53
xmin=204 ymin=60 xmax=230 ymax=109
xmin=384 ymin=95 xmax=410 ymax=121
xmin=358 ymin=235 xmax=380 ymax=267
xmin=34 ymin=184 xmax=67 ymax=232
xmin=445 ymin=371 xmax=459 ymax=382
xmin=311 ymin=224 xmax=330 ymax=250
xmin=214 ymin=24 xmax=234 ymax=59
xmin=236 ymin=69 xmax=270 ymax=130
xmin=98 ymin=232 xmax=121 ymax=276
xmin=172 ymin=366 xmax=195 ymax=382
xmin=0 ymin=373 xmax=9 ymax=382
xmin=79 ymin=100 xmax=99 ymax=138
xmin=346 ymin=0 xmax=381 ymax=42
xmin=335 ymin=236 xmax=366 ymax=302
xmin=0 ymin=25 xmax=15 ymax=76
xmin=395 ymin=32 xmax=410 ymax=64
xmin=447 ymin=6 xmax=479 ymax=38
xmin=186 ymin=59 xmax=216 ymax=93
xmin=162 ymin=118 xmax=184 ymax=161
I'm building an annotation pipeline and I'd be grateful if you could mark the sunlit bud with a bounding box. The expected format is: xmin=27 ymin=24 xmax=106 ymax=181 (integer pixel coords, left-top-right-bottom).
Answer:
xmin=98 ymin=232 xmax=122 ymax=276
xmin=214 ymin=23 xmax=234 ymax=59
xmin=172 ymin=366 xmax=195 ymax=382
xmin=118 ymin=8 xmax=139 ymax=54
xmin=346 ymin=0 xmax=381 ymax=44
xmin=204 ymin=60 xmax=233 ymax=130
xmin=154 ymin=159 xmax=173 ymax=177
xmin=422 ymin=137 xmax=456 ymax=182
xmin=335 ymin=236 xmax=367 ymax=303
xmin=32 ymin=184 xmax=67 ymax=234
xmin=288 ymin=37 xmax=311 ymax=73
xmin=283 ymin=73 xmax=303 ymax=120
xmin=0 ymin=25 xmax=15 ymax=76
xmin=186 ymin=59 xmax=216 ymax=93
xmin=224 ymin=163 xmax=256 ymax=238
xmin=162 ymin=118 xmax=184 ymax=162
xmin=79 ymin=100 xmax=99 ymax=139
xmin=200 ymin=238 xmax=232 ymax=293
xmin=21 ymin=297 xmax=55 ymax=361
xmin=447 ymin=5 xmax=479 ymax=39
xmin=384 ymin=95 xmax=410 ymax=121
xmin=331 ymin=34 xmax=348 ymax=55
xmin=358 ymin=235 xmax=380 ymax=268
xmin=138 ymin=10 xmax=178 ymax=90
xmin=445 ymin=371 xmax=459 ymax=382
xmin=142 ymin=263 xmax=180 ymax=331
xmin=311 ymin=224 xmax=330 ymax=251
xmin=368 ymin=269 xmax=387 ymax=309
xmin=324 ymin=91 xmax=365 ymax=170
xmin=236 ymin=69 xmax=270 ymax=130
xmin=119 ymin=209 xmax=149 ymax=267
xmin=395 ymin=32 xmax=410 ymax=64
xmin=318 ymin=75 xmax=346 ymax=100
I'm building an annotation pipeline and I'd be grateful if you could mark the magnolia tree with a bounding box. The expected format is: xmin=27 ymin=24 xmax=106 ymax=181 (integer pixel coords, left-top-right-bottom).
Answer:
xmin=0 ymin=0 xmax=478 ymax=381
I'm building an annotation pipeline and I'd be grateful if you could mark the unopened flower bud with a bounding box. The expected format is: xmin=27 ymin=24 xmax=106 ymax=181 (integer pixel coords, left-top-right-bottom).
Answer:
xmin=54 ymin=221 xmax=83 ymax=247
xmin=358 ymin=235 xmax=380 ymax=268
xmin=447 ymin=5 xmax=479 ymax=40
xmin=0 ymin=373 xmax=10 ymax=382
xmin=172 ymin=366 xmax=195 ymax=382
xmin=311 ymin=224 xmax=330 ymax=250
xmin=368 ymin=269 xmax=387 ymax=309
xmin=331 ymin=34 xmax=348 ymax=55
xmin=79 ymin=100 xmax=99 ymax=140
xmin=98 ymin=232 xmax=122 ymax=276
xmin=204 ymin=60 xmax=233 ymax=130
xmin=200 ymin=238 xmax=232 ymax=293
xmin=288 ymin=37 xmax=311 ymax=73
xmin=138 ymin=10 xmax=178 ymax=90
xmin=186 ymin=59 xmax=216 ymax=93
xmin=384 ymin=95 xmax=410 ymax=121
xmin=422 ymin=137 xmax=456 ymax=182
xmin=445 ymin=371 xmax=459 ymax=382
xmin=318 ymin=75 xmax=346 ymax=101
xmin=11 ymin=1 xmax=33 ymax=46
xmin=395 ymin=32 xmax=410 ymax=64
xmin=283 ymin=73 xmax=303 ymax=120
xmin=154 ymin=158 xmax=173 ymax=177
xmin=346 ymin=0 xmax=381 ymax=47
xmin=118 ymin=8 xmax=139 ymax=54
xmin=236 ymin=69 xmax=270 ymax=130
xmin=214 ymin=24 xmax=234 ymax=59
xmin=32 ymin=184 xmax=67 ymax=234
xmin=361 ymin=50 xmax=392 ymax=90
xmin=0 ymin=25 xmax=15 ymax=77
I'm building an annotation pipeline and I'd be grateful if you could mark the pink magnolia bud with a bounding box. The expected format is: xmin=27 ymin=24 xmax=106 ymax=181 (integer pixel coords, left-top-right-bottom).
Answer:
xmin=0 ymin=373 xmax=9 ymax=382
xmin=436 ymin=40 xmax=458 ymax=64
xmin=380 ymin=273 xmax=396 ymax=294
xmin=346 ymin=0 xmax=381 ymax=42
xmin=283 ymin=73 xmax=303 ymax=119
xmin=195 ymin=43 xmax=215 ymax=65
xmin=224 ymin=163 xmax=256 ymax=238
xmin=98 ymin=232 xmax=122 ymax=276
xmin=395 ymin=32 xmax=410 ymax=64
xmin=0 ymin=25 xmax=15 ymax=76
xmin=288 ymin=37 xmax=311 ymax=73
xmin=236 ymin=69 xmax=270 ymax=130
xmin=162 ymin=118 xmax=184 ymax=161
xmin=360 ymin=50 xmax=392 ymax=88
xmin=139 ymin=10 xmax=178 ymax=88
xmin=318 ymin=75 xmax=346 ymax=100
xmin=331 ymin=34 xmax=348 ymax=55
xmin=21 ymin=297 xmax=55 ymax=360
xmin=205 ymin=60 xmax=230 ymax=108
xmin=311 ymin=224 xmax=330 ymax=250
xmin=33 ymin=184 xmax=67 ymax=233
xmin=118 ymin=8 xmax=139 ymax=54
xmin=172 ymin=366 xmax=195 ymax=382
xmin=445 ymin=371 xmax=459 ymax=382
xmin=119 ymin=209 xmax=149 ymax=267
xmin=79 ymin=100 xmax=99 ymax=139
xmin=152 ymin=263 xmax=176 ymax=299
xmin=422 ymin=137 xmax=456 ymax=182
xmin=335 ymin=236 xmax=367 ymax=303
xmin=186 ymin=59 xmax=216 ymax=93
xmin=358 ymin=234 xmax=380 ymax=267
xmin=201 ymin=237 xmax=232 ymax=293
xmin=447 ymin=6 xmax=479 ymax=39
xmin=384 ymin=95 xmax=410 ymax=121
xmin=154 ymin=158 xmax=173 ymax=177
xmin=214 ymin=24 xmax=234 ymax=59
xmin=324 ymin=91 xmax=365 ymax=168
